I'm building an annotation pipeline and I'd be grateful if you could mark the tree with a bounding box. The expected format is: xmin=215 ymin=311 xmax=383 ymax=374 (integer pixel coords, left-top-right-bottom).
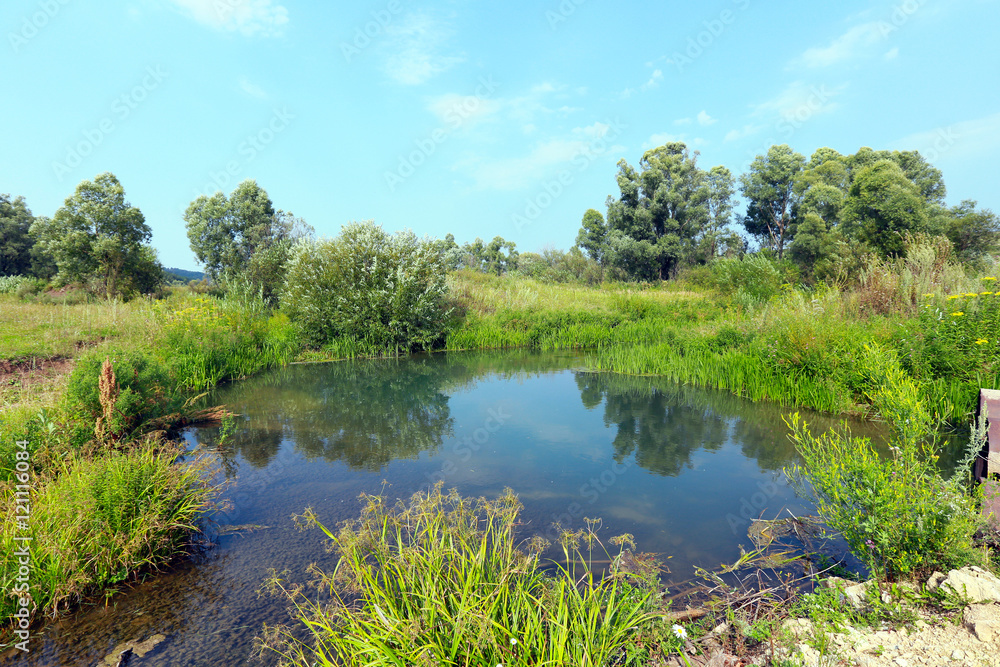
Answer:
xmin=0 ymin=194 xmax=35 ymax=276
xmin=788 ymin=212 xmax=836 ymax=281
xmin=184 ymin=179 xmax=312 ymax=304
xmin=944 ymin=200 xmax=1000 ymax=265
xmin=740 ymin=145 xmax=806 ymax=259
xmin=701 ymin=166 xmax=737 ymax=261
xmin=603 ymin=142 xmax=711 ymax=280
xmin=575 ymin=208 xmax=608 ymax=263
xmin=482 ymin=236 xmax=519 ymax=275
xmin=33 ymin=173 xmax=162 ymax=297
xmin=842 ymin=160 xmax=928 ymax=257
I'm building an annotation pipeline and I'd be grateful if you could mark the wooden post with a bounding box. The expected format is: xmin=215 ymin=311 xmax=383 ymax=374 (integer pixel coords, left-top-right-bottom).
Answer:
xmin=976 ymin=389 xmax=1000 ymax=530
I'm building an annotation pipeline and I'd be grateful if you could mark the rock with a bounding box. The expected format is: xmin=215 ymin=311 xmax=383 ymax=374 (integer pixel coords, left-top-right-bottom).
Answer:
xmin=951 ymin=649 xmax=965 ymax=659
xmin=963 ymin=603 xmax=1000 ymax=643
xmin=102 ymin=634 xmax=166 ymax=665
xmin=893 ymin=658 xmax=909 ymax=667
xmin=703 ymin=650 xmax=741 ymax=667
xmin=926 ymin=566 xmax=1000 ymax=603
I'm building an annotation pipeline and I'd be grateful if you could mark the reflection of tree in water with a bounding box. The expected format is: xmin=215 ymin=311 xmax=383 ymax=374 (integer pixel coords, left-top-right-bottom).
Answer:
xmin=571 ymin=372 xmax=871 ymax=475
xmin=576 ymin=372 xmax=730 ymax=476
xmin=201 ymin=357 xmax=455 ymax=471
xmin=198 ymin=350 xmax=594 ymax=474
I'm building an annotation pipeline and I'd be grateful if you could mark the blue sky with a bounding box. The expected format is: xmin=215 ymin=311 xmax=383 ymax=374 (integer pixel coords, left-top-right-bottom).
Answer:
xmin=2 ymin=0 xmax=998 ymax=270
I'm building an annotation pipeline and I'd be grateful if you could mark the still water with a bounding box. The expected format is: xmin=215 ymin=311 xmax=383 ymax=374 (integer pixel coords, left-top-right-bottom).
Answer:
xmin=6 ymin=350 xmax=898 ymax=666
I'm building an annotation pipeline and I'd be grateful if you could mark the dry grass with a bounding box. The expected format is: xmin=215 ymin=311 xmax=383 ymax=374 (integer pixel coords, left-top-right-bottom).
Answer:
xmin=447 ymin=269 xmax=707 ymax=317
xmin=0 ymin=295 xmax=166 ymax=411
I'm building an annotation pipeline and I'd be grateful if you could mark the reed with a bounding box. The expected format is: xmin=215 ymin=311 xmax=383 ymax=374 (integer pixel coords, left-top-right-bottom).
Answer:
xmin=259 ymin=484 xmax=659 ymax=667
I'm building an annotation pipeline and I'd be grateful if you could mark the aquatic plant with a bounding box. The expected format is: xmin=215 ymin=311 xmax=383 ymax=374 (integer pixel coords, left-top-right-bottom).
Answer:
xmin=259 ymin=484 xmax=659 ymax=667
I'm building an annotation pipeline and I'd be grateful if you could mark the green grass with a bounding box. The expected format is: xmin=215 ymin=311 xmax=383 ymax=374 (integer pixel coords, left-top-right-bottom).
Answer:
xmin=259 ymin=485 xmax=660 ymax=667
xmin=0 ymin=445 xmax=214 ymax=625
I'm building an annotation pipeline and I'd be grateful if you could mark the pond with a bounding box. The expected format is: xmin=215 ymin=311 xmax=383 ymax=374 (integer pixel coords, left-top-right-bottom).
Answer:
xmin=5 ymin=350 xmax=911 ymax=666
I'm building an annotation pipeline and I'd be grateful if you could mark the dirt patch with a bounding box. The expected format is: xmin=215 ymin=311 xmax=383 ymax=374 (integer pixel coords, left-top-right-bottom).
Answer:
xmin=0 ymin=356 xmax=76 ymax=390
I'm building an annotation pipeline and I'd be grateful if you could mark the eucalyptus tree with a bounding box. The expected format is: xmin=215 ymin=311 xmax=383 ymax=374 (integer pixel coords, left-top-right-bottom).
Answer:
xmin=602 ymin=141 xmax=711 ymax=280
xmin=739 ymin=144 xmax=806 ymax=259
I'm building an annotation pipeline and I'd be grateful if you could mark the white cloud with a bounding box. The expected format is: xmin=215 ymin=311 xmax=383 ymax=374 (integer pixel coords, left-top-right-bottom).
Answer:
xmin=892 ymin=112 xmax=1000 ymax=163
xmin=167 ymin=0 xmax=288 ymax=37
xmin=752 ymin=80 xmax=845 ymax=121
xmin=697 ymin=110 xmax=717 ymax=126
xmin=884 ymin=47 xmax=899 ymax=60
xmin=793 ymin=22 xmax=883 ymax=68
xmin=641 ymin=69 xmax=663 ymax=91
xmin=426 ymin=93 xmax=502 ymax=129
xmin=382 ymin=13 xmax=464 ymax=85
xmin=724 ymin=124 xmax=763 ymax=142
xmin=674 ymin=117 xmax=692 ymax=126
xmin=463 ymin=138 xmax=592 ymax=190
xmin=238 ymin=76 xmax=268 ymax=99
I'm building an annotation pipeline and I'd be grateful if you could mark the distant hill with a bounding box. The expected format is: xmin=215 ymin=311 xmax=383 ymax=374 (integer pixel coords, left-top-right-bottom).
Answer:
xmin=164 ymin=267 xmax=205 ymax=282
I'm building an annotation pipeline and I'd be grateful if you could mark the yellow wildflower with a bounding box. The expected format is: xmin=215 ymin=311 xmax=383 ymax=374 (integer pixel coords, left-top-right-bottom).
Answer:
xmin=947 ymin=295 xmax=961 ymax=300
xmin=951 ymin=311 xmax=964 ymax=317
xmin=965 ymin=293 xmax=978 ymax=297
xmin=983 ymin=276 xmax=997 ymax=281
xmin=982 ymin=292 xmax=994 ymax=296
xmin=976 ymin=339 xmax=989 ymax=345
xmin=923 ymin=293 xmax=934 ymax=298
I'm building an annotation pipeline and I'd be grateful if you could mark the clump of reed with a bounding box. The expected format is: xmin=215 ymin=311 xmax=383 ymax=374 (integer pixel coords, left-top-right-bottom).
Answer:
xmin=0 ymin=444 xmax=215 ymax=623
xmin=258 ymin=484 xmax=660 ymax=667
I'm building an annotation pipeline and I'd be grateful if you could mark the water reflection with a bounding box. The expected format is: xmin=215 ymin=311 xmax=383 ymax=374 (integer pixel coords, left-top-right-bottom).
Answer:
xmin=200 ymin=351 xmax=861 ymax=479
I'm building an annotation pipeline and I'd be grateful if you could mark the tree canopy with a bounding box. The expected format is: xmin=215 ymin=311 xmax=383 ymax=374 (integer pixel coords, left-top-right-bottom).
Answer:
xmin=31 ymin=173 xmax=162 ymax=297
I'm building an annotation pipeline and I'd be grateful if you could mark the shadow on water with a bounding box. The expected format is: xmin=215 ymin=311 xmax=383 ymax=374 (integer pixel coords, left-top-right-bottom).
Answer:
xmin=3 ymin=349 xmax=960 ymax=666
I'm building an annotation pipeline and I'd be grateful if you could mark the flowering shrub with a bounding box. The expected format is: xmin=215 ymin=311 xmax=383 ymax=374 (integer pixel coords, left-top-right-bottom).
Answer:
xmin=282 ymin=221 xmax=450 ymax=352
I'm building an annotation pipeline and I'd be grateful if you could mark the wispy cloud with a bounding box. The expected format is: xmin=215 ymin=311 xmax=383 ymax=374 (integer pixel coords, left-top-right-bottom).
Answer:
xmin=752 ymin=80 xmax=845 ymax=121
xmin=381 ymin=13 xmax=464 ymax=85
xmin=620 ymin=67 xmax=663 ymax=99
xmin=459 ymin=121 xmax=622 ymax=190
xmin=724 ymin=124 xmax=763 ymax=142
xmin=642 ymin=132 xmax=706 ymax=151
xmin=697 ymin=110 xmax=717 ymax=126
xmin=892 ymin=112 xmax=1000 ymax=162
xmin=884 ymin=47 xmax=899 ymax=60
xmin=167 ymin=0 xmax=288 ymax=37
xmin=792 ymin=22 xmax=883 ymax=68
xmin=238 ymin=76 xmax=268 ymax=99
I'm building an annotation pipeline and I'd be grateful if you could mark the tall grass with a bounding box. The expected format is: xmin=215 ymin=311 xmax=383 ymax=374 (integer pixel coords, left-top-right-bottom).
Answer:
xmin=259 ymin=485 xmax=658 ymax=667
xmin=0 ymin=446 xmax=214 ymax=623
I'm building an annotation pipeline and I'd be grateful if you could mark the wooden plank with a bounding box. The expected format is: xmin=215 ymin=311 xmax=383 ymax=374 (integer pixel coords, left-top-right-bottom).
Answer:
xmin=978 ymin=389 xmax=1000 ymax=530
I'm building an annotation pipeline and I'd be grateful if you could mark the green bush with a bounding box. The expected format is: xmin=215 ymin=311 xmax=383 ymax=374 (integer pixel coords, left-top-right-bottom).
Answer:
xmin=282 ymin=221 xmax=450 ymax=352
xmin=65 ymin=348 xmax=176 ymax=444
xmin=789 ymin=345 xmax=985 ymax=579
xmin=711 ymin=254 xmax=794 ymax=306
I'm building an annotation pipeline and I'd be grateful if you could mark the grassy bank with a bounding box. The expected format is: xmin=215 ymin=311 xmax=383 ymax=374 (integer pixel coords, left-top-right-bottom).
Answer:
xmin=0 ymin=290 xmax=299 ymax=637
xmin=2 ymin=260 xmax=996 ymax=643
